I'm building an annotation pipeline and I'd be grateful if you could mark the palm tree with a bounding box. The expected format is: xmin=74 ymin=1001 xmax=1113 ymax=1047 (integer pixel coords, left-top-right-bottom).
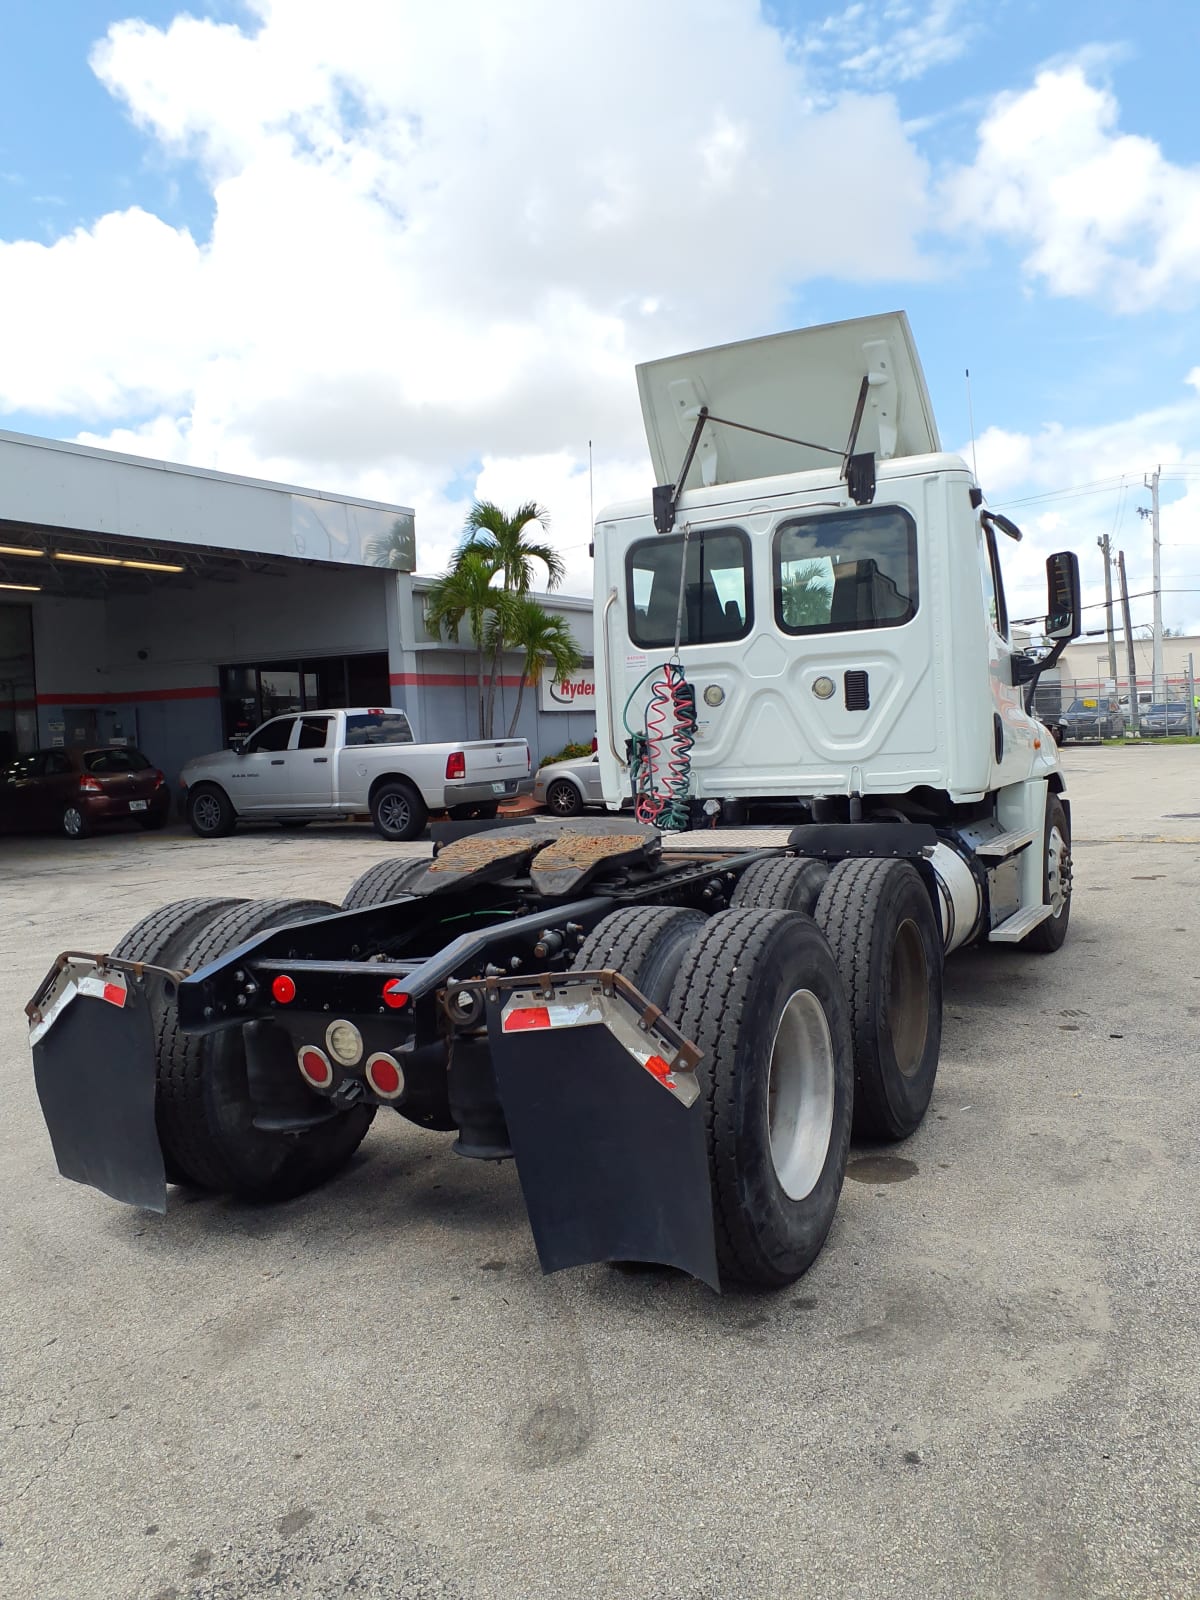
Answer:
xmin=493 ymin=595 xmax=583 ymax=739
xmin=458 ymin=501 xmax=562 ymax=734
xmin=364 ymin=513 xmax=416 ymax=570
xmin=423 ymin=549 xmax=502 ymax=738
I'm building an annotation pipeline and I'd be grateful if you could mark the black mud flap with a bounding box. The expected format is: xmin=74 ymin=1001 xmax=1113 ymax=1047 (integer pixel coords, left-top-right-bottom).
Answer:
xmin=483 ymin=974 xmax=719 ymax=1290
xmin=30 ymin=966 xmax=166 ymax=1212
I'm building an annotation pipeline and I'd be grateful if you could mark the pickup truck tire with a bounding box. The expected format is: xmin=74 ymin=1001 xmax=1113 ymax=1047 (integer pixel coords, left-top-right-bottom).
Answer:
xmin=370 ymin=780 xmax=428 ymax=842
xmin=572 ymin=905 xmax=706 ymax=1007
xmin=187 ymin=784 xmax=237 ymax=839
xmin=731 ymin=856 xmax=829 ymax=916
xmin=814 ymin=858 xmax=942 ymax=1142
xmin=545 ymin=779 xmax=584 ymax=818
xmin=157 ymin=898 xmax=374 ymax=1198
xmin=343 ymin=857 xmax=430 ymax=910
xmin=111 ymin=896 xmax=249 ymax=1185
xmin=667 ymin=908 xmax=854 ymax=1288
xmin=1021 ymin=794 xmax=1072 ymax=953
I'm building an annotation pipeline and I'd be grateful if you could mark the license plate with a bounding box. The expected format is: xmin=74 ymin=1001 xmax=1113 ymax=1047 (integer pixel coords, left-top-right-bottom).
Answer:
xmin=491 ymin=782 xmax=507 ymax=795
xmin=129 ymin=800 xmax=148 ymax=812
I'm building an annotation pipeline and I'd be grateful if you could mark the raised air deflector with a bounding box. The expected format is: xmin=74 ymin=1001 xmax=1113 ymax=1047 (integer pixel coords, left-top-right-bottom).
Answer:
xmin=635 ymin=311 xmax=941 ymax=492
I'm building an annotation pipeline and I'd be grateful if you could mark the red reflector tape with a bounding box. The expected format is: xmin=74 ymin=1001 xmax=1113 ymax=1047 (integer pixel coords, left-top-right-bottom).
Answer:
xmin=102 ymin=982 xmax=127 ymax=1008
xmin=502 ymin=1006 xmax=552 ymax=1032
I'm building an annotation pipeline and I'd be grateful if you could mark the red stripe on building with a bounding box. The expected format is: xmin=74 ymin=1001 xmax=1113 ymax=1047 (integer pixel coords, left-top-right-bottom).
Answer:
xmin=389 ymin=671 xmax=525 ymax=689
xmin=35 ymin=686 xmax=220 ymax=705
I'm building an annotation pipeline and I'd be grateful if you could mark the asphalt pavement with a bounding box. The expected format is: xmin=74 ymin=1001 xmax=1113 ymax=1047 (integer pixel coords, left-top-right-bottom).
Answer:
xmin=1 ymin=747 xmax=1198 ymax=1600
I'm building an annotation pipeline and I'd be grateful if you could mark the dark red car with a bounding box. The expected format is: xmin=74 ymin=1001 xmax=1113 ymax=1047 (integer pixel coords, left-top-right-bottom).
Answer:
xmin=0 ymin=747 xmax=171 ymax=839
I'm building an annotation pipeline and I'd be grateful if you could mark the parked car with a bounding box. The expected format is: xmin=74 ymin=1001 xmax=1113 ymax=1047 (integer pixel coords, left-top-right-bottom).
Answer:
xmin=1058 ymin=697 xmax=1123 ymax=742
xmin=179 ymin=707 xmax=531 ymax=840
xmin=1141 ymin=702 xmax=1191 ymax=735
xmin=533 ymin=752 xmax=603 ymax=817
xmin=0 ymin=746 xmax=171 ymax=839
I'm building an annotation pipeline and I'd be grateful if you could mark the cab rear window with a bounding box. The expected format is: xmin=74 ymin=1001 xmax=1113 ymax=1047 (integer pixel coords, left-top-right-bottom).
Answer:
xmin=626 ymin=528 xmax=752 ymax=648
xmin=344 ymin=711 xmax=414 ymax=745
xmin=773 ymin=507 xmax=917 ymax=635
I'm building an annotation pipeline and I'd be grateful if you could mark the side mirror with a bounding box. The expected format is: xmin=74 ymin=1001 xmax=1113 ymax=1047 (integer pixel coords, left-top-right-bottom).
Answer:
xmin=1045 ymin=551 xmax=1081 ymax=641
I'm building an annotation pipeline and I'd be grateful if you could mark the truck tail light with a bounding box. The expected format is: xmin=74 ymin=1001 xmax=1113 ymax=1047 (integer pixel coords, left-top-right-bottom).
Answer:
xmin=365 ymin=1052 xmax=405 ymax=1099
xmin=297 ymin=1046 xmax=333 ymax=1088
xmin=446 ymin=751 xmax=465 ymax=780
xmin=79 ymin=775 xmax=102 ymax=793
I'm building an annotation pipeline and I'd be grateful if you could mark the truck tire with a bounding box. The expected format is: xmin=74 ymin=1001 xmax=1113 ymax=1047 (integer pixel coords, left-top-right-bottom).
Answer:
xmin=731 ymin=856 xmax=829 ymax=916
xmin=370 ymin=780 xmax=428 ymax=842
xmin=187 ymin=784 xmax=237 ymax=839
xmin=545 ymin=779 xmax=584 ymax=818
xmin=343 ymin=857 xmax=431 ymax=911
xmin=666 ymin=908 xmax=854 ymax=1288
xmin=814 ymin=858 xmax=942 ymax=1142
xmin=111 ymin=897 xmax=249 ymax=1185
xmin=1021 ymin=794 xmax=1072 ymax=953
xmin=572 ymin=905 xmax=706 ymax=1007
xmin=157 ymin=899 xmax=374 ymax=1198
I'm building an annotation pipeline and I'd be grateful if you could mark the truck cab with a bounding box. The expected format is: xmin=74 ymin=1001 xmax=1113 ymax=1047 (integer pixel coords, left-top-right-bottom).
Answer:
xmin=594 ymin=312 xmax=1066 ymax=826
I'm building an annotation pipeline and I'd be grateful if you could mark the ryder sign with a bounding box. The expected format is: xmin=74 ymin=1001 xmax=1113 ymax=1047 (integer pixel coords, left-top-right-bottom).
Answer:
xmin=539 ymin=669 xmax=596 ymax=713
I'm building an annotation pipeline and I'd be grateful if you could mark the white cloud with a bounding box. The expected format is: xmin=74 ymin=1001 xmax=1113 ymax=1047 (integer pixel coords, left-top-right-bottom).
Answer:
xmin=802 ymin=0 xmax=972 ymax=87
xmin=968 ymin=381 xmax=1200 ymax=633
xmin=0 ymin=0 xmax=940 ymax=578
xmin=942 ymin=62 xmax=1200 ymax=311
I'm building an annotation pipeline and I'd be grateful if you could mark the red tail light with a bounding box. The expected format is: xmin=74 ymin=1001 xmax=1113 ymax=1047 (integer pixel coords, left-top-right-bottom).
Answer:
xmin=79 ymin=775 xmax=102 ymax=793
xmin=153 ymin=770 xmax=165 ymax=789
xmin=445 ymin=751 xmax=465 ymax=780
xmin=526 ymin=746 xmax=531 ymax=774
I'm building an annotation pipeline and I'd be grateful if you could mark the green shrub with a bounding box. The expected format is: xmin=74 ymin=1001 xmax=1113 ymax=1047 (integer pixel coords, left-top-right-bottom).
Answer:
xmin=539 ymin=741 xmax=593 ymax=768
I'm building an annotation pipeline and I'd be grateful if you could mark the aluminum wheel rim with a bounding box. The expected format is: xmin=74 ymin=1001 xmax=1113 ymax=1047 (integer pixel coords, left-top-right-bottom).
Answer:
xmin=62 ymin=806 xmax=83 ymax=838
xmin=549 ymin=784 xmax=578 ymax=815
xmin=193 ymin=793 xmax=221 ymax=832
xmin=379 ymin=793 xmax=411 ymax=833
xmin=887 ymin=918 xmax=929 ymax=1078
xmin=1047 ymin=825 xmax=1070 ymax=917
xmin=767 ymin=988 xmax=836 ymax=1202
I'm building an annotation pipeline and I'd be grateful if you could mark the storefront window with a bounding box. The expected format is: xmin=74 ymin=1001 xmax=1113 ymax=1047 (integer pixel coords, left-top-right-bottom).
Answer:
xmin=219 ymin=652 xmax=388 ymax=744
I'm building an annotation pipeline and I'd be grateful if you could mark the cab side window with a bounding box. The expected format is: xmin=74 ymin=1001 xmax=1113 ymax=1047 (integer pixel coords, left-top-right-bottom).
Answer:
xmin=979 ymin=521 xmax=1009 ymax=640
xmin=244 ymin=718 xmax=294 ymax=754
xmin=297 ymin=716 xmax=332 ymax=750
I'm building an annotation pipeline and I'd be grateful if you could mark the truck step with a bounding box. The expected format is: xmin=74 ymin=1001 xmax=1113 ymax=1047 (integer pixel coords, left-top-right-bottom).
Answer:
xmin=988 ymin=904 xmax=1052 ymax=942
xmin=975 ymin=827 xmax=1037 ymax=859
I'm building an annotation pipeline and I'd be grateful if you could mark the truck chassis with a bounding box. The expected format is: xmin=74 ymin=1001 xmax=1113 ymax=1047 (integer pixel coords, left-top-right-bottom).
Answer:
xmin=27 ymin=807 xmax=1062 ymax=1291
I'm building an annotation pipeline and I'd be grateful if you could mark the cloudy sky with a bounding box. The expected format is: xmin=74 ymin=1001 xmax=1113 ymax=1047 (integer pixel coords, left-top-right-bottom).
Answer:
xmin=2 ymin=0 xmax=1200 ymax=641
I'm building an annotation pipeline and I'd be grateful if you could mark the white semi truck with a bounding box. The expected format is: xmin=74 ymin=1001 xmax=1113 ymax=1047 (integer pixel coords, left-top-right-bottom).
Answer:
xmin=26 ymin=312 xmax=1079 ymax=1293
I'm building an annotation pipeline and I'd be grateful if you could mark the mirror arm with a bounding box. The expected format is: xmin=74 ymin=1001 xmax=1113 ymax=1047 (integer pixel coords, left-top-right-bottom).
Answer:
xmin=1021 ymin=636 xmax=1072 ymax=715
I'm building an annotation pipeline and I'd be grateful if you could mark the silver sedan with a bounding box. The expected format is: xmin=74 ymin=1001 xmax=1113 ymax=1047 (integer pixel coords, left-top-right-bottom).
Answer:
xmin=533 ymin=753 xmax=604 ymax=817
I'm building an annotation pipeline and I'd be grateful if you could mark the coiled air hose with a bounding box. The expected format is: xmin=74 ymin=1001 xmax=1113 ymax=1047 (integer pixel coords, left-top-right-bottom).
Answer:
xmin=624 ymin=660 xmax=696 ymax=831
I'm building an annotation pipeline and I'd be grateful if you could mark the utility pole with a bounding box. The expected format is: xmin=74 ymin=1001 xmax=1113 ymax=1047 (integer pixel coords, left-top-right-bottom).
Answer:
xmin=1117 ymin=549 xmax=1140 ymax=736
xmin=1097 ymin=533 xmax=1118 ymax=680
xmin=1138 ymin=466 xmax=1163 ymax=699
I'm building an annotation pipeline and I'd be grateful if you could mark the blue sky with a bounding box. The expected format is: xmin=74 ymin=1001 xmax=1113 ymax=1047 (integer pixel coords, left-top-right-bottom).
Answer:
xmin=2 ymin=0 xmax=1200 ymax=628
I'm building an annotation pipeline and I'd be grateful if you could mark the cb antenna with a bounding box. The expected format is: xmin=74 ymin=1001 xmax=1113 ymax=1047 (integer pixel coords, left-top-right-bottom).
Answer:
xmin=588 ymin=439 xmax=594 ymax=529
xmin=965 ymin=367 xmax=979 ymax=485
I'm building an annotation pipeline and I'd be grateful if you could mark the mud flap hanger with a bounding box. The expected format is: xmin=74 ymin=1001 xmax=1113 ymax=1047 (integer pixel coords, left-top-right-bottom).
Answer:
xmin=651 ymin=373 xmax=878 ymax=535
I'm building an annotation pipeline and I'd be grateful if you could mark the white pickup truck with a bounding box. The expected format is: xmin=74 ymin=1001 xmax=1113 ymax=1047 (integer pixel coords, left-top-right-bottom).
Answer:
xmin=179 ymin=707 xmax=531 ymax=840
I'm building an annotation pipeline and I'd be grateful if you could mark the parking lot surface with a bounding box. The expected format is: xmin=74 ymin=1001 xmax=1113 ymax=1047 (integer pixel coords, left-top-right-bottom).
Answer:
xmin=2 ymin=747 xmax=1198 ymax=1600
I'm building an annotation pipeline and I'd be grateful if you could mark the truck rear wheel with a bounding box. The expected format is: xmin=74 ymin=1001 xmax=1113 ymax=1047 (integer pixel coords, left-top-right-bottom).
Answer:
xmin=1021 ymin=794 xmax=1072 ymax=952
xmin=666 ymin=908 xmax=854 ymax=1288
xmin=814 ymin=858 xmax=942 ymax=1142
xmin=111 ymin=897 xmax=249 ymax=1185
xmin=370 ymin=780 xmax=428 ymax=842
xmin=343 ymin=857 xmax=430 ymax=910
xmin=572 ymin=905 xmax=706 ymax=1006
xmin=731 ymin=855 xmax=829 ymax=916
xmin=157 ymin=898 xmax=374 ymax=1198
